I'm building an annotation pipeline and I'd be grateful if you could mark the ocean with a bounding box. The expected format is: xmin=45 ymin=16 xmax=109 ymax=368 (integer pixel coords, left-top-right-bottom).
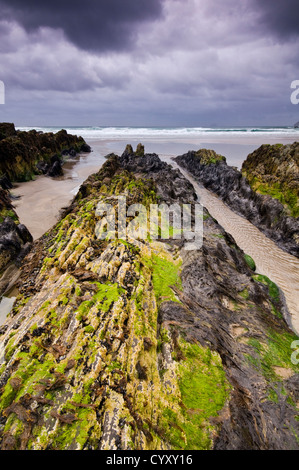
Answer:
xmin=16 ymin=125 xmax=299 ymax=139
xmin=17 ymin=125 xmax=299 ymax=168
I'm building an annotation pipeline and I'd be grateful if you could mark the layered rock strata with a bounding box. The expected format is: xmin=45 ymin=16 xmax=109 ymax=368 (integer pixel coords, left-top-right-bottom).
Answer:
xmin=0 ymin=147 xmax=298 ymax=450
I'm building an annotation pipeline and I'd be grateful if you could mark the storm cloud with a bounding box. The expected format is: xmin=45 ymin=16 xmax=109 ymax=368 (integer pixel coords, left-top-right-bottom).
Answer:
xmin=0 ymin=0 xmax=165 ymax=52
xmin=253 ymin=0 xmax=299 ymax=39
xmin=0 ymin=0 xmax=298 ymax=126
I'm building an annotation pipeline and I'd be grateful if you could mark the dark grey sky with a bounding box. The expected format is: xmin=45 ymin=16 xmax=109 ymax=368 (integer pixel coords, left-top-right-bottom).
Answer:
xmin=0 ymin=0 xmax=298 ymax=126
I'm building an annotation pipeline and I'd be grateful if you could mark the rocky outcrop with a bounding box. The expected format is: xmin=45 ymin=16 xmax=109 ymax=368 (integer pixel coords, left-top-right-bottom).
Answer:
xmin=36 ymin=154 xmax=63 ymax=177
xmin=294 ymin=122 xmax=299 ymax=128
xmin=0 ymin=124 xmax=91 ymax=182
xmin=0 ymin=124 xmax=91 ymax=295
xmin=0 ymin=145 xmax=298 ymax=450
xmin=175 ymin=148 xmax=299 ymax=258
xmin=0 ymin=188 xmax=33 ymax=289
xmin=0 ymin=175 xmax=13 ymax=191
xmin=0 ymin=123 xmax=16 ymax=140
xmin=242 ymin=143 xmax=299 ymax=218
xmin=0 ymin=216 xmax=33 ymax=272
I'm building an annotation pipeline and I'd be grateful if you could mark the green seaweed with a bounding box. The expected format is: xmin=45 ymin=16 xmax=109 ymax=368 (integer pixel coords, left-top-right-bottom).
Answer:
xmin=161 ymin=340 xmax=231 ymax=450
xmin=146 ymin=253 xmax=182 ymax=305
xmin=244 ymin=254 xmax=256 ymax=271
xmin=252 ymin=274 xmax=280 ymax=303
xmin=76 ymin=282 xmax=124 ymax=321
xmin=247 ymin=329 xmax=299 ymax=382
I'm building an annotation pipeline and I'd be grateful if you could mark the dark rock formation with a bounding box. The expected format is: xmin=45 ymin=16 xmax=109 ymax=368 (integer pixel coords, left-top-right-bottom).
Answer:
xmin=0 ymin=123 xmax=17 ymax=140
xmin=242 ymin=143 xmax=299 ymax=218
xmin=0 ymin=123 xmax=89 ymax=182
xmin=294 ymin=122 xmax=299 ymax=128
xmin=0 ymin=188 xmax=33 ymax=278
xmin=0 ymin=146 xmax=297 ymax=450
xmin=0 ymin=175 xmax=13 ymax=191
xmin=0 ymin=187 xmax=33 ymax=293
xmin=36 ymin=154 xmax=64 ymax=177
xmin=119 ymin=145 xmax=197 ymax=203
xmin=0 ymin=217 xmax=33 ymax=271
xmin=175 ymin=148 xmax=299 ymax=258
xmin=80 ymin=143 xmax=92 ymax=153
xmin=46 ymin=161 xmax=63 ymax=178
xmin=0 ymin=124 xmax=90 ymax=291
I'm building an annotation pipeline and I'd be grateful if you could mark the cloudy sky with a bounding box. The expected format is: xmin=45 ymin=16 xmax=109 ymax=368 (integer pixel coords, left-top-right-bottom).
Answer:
xmin=0 ymin=0 xmax=298 ymax=127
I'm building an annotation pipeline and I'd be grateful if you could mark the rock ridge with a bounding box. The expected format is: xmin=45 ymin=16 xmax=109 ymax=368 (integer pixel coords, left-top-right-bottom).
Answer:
xmin=0 ymin=123 xmax=91 ymax=185
xmin=0 ymin=145 xmax=297 ymax=450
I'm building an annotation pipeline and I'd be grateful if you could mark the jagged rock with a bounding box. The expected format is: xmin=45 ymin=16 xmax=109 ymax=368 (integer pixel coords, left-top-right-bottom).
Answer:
xmin=0 ymin=146 xmax=298 ymax=450
xmin=0 ymin=124 xmax=88 ymax=182
xmin=242 ymin=143 xmax=299 ymax=216
xmin=135 ymin=143 xmax=145 ymax=157
xmin=0 ymin=175 xmax=12 ymax=190
xmin=0 ymin=188 xmax=33 ymax=286
xmin=80 ymin=143 xmax=92 ymax=153
xmin=175 ymin=148 xmax=299 ymax=258
xmin=68 ymin=147 xmax=77 ymax=157
xmin=47 ymin=161 xmax=63 ymax=177
xmin=121 ymin=144 xmax=134 ymax=158
xmin=0 ymin=217 xmax=33 ymax=271
xmin=37 ymin=154 xmax=64 ymax=177
xmin=46 ymin=155 xmax=64 ymax=177
xmin=0 ymin=123 xmax=16 ymax=140
xmin=294 ymin=122 xmax=299 ymax=128
xmin=0 ymin=189 xmax=13 ymax=214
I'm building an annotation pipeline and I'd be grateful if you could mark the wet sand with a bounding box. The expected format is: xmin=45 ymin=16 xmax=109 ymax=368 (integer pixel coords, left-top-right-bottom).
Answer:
xmin=13 ymin=144 xmax=110 ymax=240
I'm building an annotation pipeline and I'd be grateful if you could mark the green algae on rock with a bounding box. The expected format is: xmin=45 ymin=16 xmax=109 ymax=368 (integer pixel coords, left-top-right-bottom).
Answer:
xmin=0 ymin=123 xmax=90 ymax=183
xmin=0 ymin=147 xmax=298 ymax=450
xmin=242 ymin=142 xmax=299 ymax=218
xmin=194 ymin=148 xmax=226 ymax=165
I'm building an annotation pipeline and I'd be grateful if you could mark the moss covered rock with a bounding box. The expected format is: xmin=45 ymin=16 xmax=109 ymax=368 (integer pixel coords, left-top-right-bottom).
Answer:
xmin=0 ymin=149 xmax=298 ymax=450
xmin=0 ymin=124 xmax=89 ymax=183
xmin=242 ymin=142 xmax=299 ymax=218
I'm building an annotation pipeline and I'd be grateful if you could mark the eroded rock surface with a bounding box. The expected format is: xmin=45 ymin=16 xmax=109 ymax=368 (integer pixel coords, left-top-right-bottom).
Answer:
xmin=0 ymin=146 xmax=298 ymax=450
xmin=0 ymin=123 xmax=90 ymax=182
xmin=242 ymin=142 xmax=299 ymax=218
xmin=0 ymin=189 xmax=33 ymax=290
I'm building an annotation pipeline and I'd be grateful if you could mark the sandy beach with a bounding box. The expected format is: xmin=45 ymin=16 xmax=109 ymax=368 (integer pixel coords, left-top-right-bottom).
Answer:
xmin=12 ymin=144 xmax=109 ymax=239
